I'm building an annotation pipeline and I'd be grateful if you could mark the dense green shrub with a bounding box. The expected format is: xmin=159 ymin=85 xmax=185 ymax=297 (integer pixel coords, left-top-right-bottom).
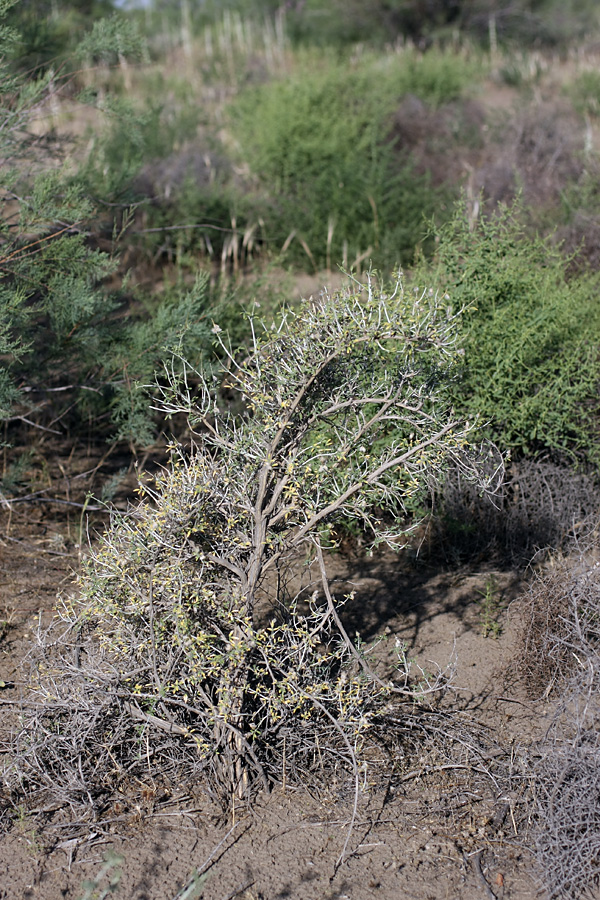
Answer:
xmin=75 ymin=24 xmax=478 ymax=276
xmin=5 ymin=0 xmax=115 ymax=72
xmin=230 ymin=52 xmax=474 ymax=271
xmin=0 ymin=4 xmax=220 ymax=447
xmin=413 ymin=201 xmax=600 ymax=464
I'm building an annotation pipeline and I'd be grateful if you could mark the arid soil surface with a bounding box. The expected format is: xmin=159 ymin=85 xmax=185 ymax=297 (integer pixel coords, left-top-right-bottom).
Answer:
xmin=0 ymin=449 xmax=552 ymax=900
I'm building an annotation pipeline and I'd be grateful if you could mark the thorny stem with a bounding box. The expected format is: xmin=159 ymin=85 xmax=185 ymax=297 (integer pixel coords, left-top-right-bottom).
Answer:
xmin=263 ymin=419 xmax=460 ymax=575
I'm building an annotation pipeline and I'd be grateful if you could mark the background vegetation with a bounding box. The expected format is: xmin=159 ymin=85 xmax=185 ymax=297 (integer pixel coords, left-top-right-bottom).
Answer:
xmin=3 ymin=0 xmax=600 ymax=506
xmin=4 ymin=0 xmax=600 ymax=459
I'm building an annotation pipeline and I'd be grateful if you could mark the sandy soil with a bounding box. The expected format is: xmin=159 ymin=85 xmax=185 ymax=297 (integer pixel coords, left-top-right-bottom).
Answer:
xmin=0 ymin=466 xmax=551 ymax=900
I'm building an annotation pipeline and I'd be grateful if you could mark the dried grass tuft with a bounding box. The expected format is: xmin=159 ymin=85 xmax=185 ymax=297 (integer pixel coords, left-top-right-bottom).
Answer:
xmin=519 ymin=526 xmax=600 ymax=898
xmin=431 ymin=459 xmax=599 ymax=566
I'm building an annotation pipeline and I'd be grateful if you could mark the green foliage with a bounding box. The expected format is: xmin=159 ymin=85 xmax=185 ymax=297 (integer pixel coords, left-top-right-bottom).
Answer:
xmin=0 ymin=6 xmax=222 ymax=446
xmin=396 ymin=48 xmax=480 ymax=109
xmin=414 ymin=201 xmax=600 ymax=464
xmin=76 ymin=12 xmax=147 ymax=67
xmin=567 ymin=69 xmax=600 ymax=118
xmin=0 ymin=221 xmax=219 ymax=445
xmin=97 ymin=274 xmax=215 ymax=445
xmin=0 ymin=169 xmax=115 ymax=417
xmin=231 ymin=52 xmax=472 ymax=271
xmin=6 ymin=0 xmax=117 ymax=72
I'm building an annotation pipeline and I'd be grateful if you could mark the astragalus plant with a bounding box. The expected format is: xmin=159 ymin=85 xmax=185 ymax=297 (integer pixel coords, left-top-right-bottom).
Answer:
xmin=9 ymin=274 xmax=493 ymax=815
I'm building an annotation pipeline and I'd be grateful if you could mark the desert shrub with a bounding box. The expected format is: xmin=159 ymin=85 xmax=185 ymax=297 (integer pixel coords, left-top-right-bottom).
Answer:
xmin=462 ymin=95 xmax=600 ymax=271
xmin=229 ymin=52 xmax=473 ymax=270
xmin=532 ymin=734 xmax=600 ymax=900
xmin=519 ymin=529 xmax=600 ymax=698
xmin=388 ymin=95 xmax=486 ymax=221
xmin=476 ymin=99 xmax=585 ymax=215
xmin=6 ymin=274 xmax=489 ymax=813
xmin=431 ymin=458 xmax=599 ymax=565
xmin=413 ymin=201 xmax=600 ymax=465
xmin=518 ymin=530 xmax=600 ymax=898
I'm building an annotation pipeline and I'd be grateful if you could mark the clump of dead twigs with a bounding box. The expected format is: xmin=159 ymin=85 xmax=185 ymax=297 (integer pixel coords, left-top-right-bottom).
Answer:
xmin=431 ymin=458 xmax=599 ymax=566
xmin=519 ymin=524 xmax=600 ymax=698
xmin=518 ymin=524 xmax=600 ymax=899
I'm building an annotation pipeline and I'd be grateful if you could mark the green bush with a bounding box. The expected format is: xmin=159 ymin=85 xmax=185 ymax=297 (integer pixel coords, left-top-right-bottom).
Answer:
xmin=5 ymin=0 xmax=115 ymax=72
xmin=567 ymin=69 xmax=600 ymax=118
xmin=230 ymin=52 xmax=474 ymax=271
xmin=397 ymin=48 xmax=480 ymax=109
xmin=413 ymin=201 xmax=600 ymax=464
xmin=0 ymin=4 xmax=222 ymax=448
